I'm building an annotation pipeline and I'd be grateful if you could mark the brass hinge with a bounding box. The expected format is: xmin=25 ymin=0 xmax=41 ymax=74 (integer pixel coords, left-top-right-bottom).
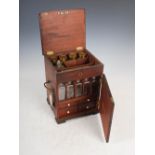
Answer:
xmin=76 ymin=46 xmax=84 ymax=51
xmin=46 ymin=51 xmax=55 ymax=56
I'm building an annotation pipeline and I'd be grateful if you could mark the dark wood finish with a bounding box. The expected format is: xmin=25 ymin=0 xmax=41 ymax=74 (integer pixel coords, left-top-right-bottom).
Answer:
xmin=57 ymin=63 xmax=103 ymax=83
xmin=57 ymin=95 xmax=97 ymax=109
xmin=53 ymin=49 xmax=103 ymax=72
xmin=39 ymin=9 xmax=85 ymax=54
xmin=56 ymin=105 xmax=99 ymax=122
xmin=99 ymin=74 xmax=115 ymax=142
xmin=39 ymin=8 xmax=114 ymax=142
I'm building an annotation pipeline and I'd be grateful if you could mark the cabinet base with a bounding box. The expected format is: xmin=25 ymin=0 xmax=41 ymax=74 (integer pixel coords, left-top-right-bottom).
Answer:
xmin=55 ymin=118 xmax=66 ymax=124
xmin=55 ymin=109 xmax=99 ymax=124
xmin=46 ymin=98 xmax=99 ymax=124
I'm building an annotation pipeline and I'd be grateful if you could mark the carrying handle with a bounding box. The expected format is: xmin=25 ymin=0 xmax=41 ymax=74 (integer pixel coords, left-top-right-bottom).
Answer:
xmin=44 ymin=81 xmax=56 ymax=106
xmin=44 ymin=81 xmax=52 ymax=90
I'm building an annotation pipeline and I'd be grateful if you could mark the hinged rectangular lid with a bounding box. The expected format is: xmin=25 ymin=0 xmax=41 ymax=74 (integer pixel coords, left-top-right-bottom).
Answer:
xmin=39 ymin=9 xmax=86 ymax=55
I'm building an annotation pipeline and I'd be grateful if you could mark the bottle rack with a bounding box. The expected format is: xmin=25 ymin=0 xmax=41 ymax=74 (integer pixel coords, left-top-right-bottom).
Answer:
xmin=58 ymin=76 xmax=100 ymax=102
xmin=47 ymin=49 xmax=95 ymax=71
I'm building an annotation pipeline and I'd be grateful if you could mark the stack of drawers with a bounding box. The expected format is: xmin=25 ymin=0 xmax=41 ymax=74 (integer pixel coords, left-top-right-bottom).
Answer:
xmin=57 ymin=96 xmax=98 ymax=119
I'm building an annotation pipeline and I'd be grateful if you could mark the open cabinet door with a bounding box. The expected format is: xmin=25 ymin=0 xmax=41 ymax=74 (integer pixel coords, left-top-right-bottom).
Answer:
xmin=99 ymin=74 xmax=115 ymax=142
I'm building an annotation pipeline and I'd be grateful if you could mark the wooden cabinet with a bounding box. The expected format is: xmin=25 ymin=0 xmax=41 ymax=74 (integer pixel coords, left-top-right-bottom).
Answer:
xmin=39 ymin=8 xmax=114 ymax=142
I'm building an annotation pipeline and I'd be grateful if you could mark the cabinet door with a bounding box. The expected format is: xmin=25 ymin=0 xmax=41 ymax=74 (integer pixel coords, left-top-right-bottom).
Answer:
xmin=99 ymin=74 xmax=115 ymax=142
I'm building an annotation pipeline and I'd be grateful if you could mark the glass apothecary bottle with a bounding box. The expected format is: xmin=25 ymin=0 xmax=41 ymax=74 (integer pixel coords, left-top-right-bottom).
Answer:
xmin=59 ymin=54 xmax=67 ymax=65
xmin=58 ymin=83 xmax=65 ymax=101
xmin=57 ymin=60 xmax=63 ymax=68
xmin=69 ymin=52 xmax=77 ymax=60
xmin=78 ymin=51 xmax=86 ymax=59
xmin=83 ymin=78 xmax=91 ymax=95
xmin=91 ymin=76 xmax=99 ymax=96
xmin=50 ymin=55 xmax=57 ymax=66
xmin=91 ymin=76 xmax=96 ymax=94
xmin=66 ymin=81 xmax=74 ymax=99
xmin=75 ymin=80 xmax=82 ymax=97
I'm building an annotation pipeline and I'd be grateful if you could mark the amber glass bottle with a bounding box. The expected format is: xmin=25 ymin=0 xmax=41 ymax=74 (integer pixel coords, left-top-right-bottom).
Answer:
xmin=78 ymin=51 xmax=86 ymax=59
xmin=69 ymin=52 xmax=77 ymax=60
xmin=51 ymin=55 xmax=57 ymax=65
xmin=59 ymin=54 xmax=67 ymax=64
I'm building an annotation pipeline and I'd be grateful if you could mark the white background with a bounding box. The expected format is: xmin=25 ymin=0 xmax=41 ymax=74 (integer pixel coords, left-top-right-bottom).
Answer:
xmin=19 ymin=0 xmax=134 ymax=154
xmin=0 ymin=0 xmax=155 ymax=155
xmin=19 ymin=49 xmax=134 ymax=155
xmin=19 ymin=4 xmax=134 ymax=155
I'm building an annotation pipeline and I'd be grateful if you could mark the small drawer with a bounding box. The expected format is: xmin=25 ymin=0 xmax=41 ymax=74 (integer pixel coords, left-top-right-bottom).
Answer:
xmin=78 ymin=102 xmax=96 ymax=112
xmin=57 ymin=96 xmax=97 ymax=109
xmin=58 ymin=106 xmax=77 ymax=118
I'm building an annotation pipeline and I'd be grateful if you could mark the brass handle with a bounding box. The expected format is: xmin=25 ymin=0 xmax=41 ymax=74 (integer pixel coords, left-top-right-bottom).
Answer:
xmin=44 ymin=81 xmax=52 ymax=90
xmin=67 ymin=103 xmax=70 ymax=107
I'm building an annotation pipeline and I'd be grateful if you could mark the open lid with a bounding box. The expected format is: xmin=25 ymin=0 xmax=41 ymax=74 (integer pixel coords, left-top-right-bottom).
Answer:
xmin=39 ymin=9 xmax=86 ymax=55
xmin=99 ymin=74 xmax=115 ymax=142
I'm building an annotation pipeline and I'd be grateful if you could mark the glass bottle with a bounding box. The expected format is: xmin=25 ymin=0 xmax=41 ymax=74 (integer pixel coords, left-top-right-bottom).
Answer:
xmin=66 ymin=81 xmax=74 ymax=99
xmin=57 ymin=60 xmax=63 ymax=68
xmin=58 ymin=83 xmax=65 ymax=101
xmin=50 ymin=55 xmax=57 ymax=66
xmin=78 ymin=51 xmax=86 ymax=59
xmin=92 ymin=76 xmax=99 ymax=97
xmin=69 ymin=52 xmax=77 ymax=60
xmin=75 ymin=80 xmax=82 ymax=97
xmin=59 ymin=54 xmax=67 ymax=65
xmin=83 ymin=78 xmax=91 ymax=95
xmin=91 ymin=76 xmax=96 ymax=95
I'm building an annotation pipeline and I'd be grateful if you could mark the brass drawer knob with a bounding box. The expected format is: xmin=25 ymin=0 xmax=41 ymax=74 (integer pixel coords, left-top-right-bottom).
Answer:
xmin=87 ymin=98 xmax=90 ymax=102
xmin=67 ymin=103 xmax=70 ymax=107
xmin=67 ymin=110 xmax=70 ymax=114
xmin=86 ymin=106 xmax=89 ymax=109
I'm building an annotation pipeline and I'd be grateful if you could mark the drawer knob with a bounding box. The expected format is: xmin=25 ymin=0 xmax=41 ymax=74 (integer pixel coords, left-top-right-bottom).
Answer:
xmin=86 ymin=106 xmax=89 ymax=109
xmin=67 ymin=110 xmax=70 ymax=114
xmin=87 ymin=98 xmax=90 ymax=102
xmin=67 ymin=103 xmax=70 ymax=107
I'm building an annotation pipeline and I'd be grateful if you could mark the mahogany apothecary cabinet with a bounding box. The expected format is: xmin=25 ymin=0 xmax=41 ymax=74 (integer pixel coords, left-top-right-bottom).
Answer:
xmin=39 ymin=8 xmax=114 ymax=142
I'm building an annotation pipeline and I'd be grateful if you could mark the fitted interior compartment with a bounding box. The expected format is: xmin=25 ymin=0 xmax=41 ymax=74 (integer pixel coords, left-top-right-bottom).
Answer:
xmin=58 ymin=76 xmax=100 ymax=102
xmin=46 ymin=49 xmax=101 ymax=72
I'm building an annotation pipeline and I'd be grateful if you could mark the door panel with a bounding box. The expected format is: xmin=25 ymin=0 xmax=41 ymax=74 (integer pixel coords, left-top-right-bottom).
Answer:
xmin=99 ymin=74 xmax=114 ymax=142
